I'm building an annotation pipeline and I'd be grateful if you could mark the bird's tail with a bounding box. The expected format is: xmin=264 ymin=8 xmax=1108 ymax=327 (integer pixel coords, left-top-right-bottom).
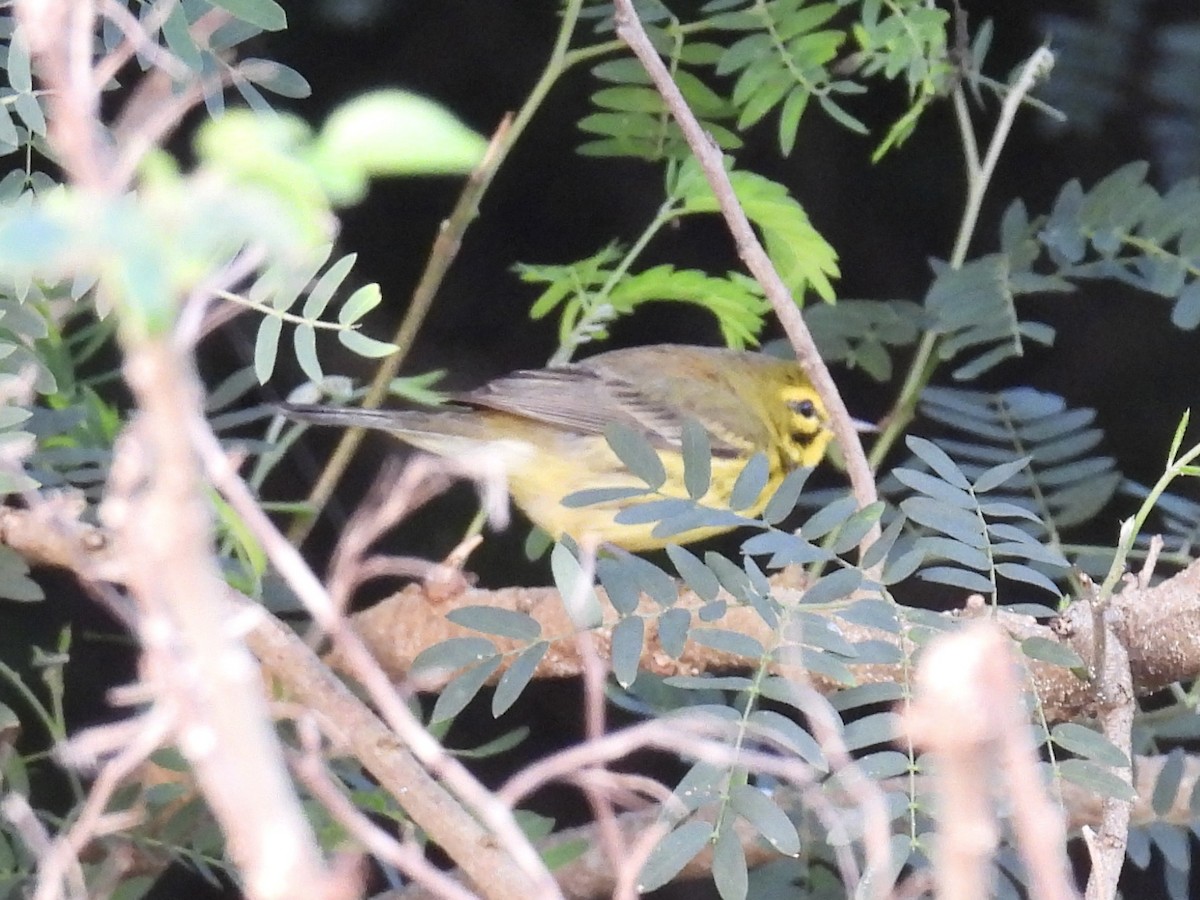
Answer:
xmin=278 ymin=403 xmax=496 ymax=460
xmin=278 ymin=402 xmax=415 ymax=432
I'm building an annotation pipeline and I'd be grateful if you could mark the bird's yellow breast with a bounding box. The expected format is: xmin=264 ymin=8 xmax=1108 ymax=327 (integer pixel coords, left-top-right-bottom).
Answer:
xmin=490 ymin=416 xmax=795 ymax=551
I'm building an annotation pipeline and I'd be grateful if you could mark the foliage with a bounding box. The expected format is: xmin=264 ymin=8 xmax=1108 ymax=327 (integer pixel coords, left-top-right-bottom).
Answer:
xmin=0 ymin=2 xmax=1198 ymax=900
xmin=1036 ymin=0 xmax=1200 ymax=184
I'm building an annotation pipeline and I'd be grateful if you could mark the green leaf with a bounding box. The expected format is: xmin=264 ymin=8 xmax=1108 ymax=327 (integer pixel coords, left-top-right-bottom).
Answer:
xmin=834 ymin=598 xmax=901 ymax=634
xmin=1171 ymin=281 xmax=1200 ymax=329
xmin=778 ymin=86 xmax=810 ymax=155
xmin=918 ymin=536 xmax=989 ymax=570
xmin=882 ymin=547 xmax=924 ymax=584
xmin=7 ymin=27 xmax=33 ymax=94
xmin=856 ymin=750 xmax=911 ymax=780
xmin=563 ymin=486 xmax=651 ymax=508
xmin=616 ymin=499 xmax=694 ymax=526
xmin=918 ymin=566 xmax=993 ymax=593
xmin=995 ymin=562 xmax=1061 ymax=596
xmin=973 ymin=456 xmax=1032 ymax=493
xmin=712 ymin=824 xmax=748 ymax=900
xmin=550 ymin=543 xmax=603 ymax=629
xmin=1020 ymin=636 xmax=1084 ymax=668
xmin=312 ymin=90 xmax=487 ymax=204
xmin=492 ymin=642 xmax=548 ymax=716
xmin=0 ymin=564 xmax=43 ymax=601
xmin=665 ymin=675 xmax=755 ymax=691
xmin=445 ymin=606 xmax=542 ymax=641
xmin=1057 ymin=759 xmax=1135 ymax=802
xmin=293 ymin=324 xmax=322 ymax=382
xmin=657 ymin=607 xmax=691 ymax=659
xmin=901 ymin=497 xmax=985 ymax=547
xmin=604 ymin=423 xmax=666 ymax=489
xmin=817 ymin=94 xmax=868 ymax=134
xmin=240 ymin=58 xmax=311 ymax=98
xmin=254 ymin=316 xmax=283 ymax=383
xmin=431 ymin=656 xmax=502 ymax=723
xmin=673 ymin=159 xmax=839 ymax=299
xmin=860 ymin=515 xmax=906 ymax=570
xmin=831 ymin=502 xmax=885 ymax=554
xmin=789 ymin=647 xmax=856 ymax=685
xmin=338 ymin=282 xmax=382 ymax=325
xmin=672 ymin=420 xmax=711 ymax=499
xmin=339 ymin=329 xmax=398 ymax=358
xmin=893 ymin=467 xmax=974 ymax=507
xmin=591 ymin=58 xmax=652 ymax=84
xmin=801 ymin=495 xmax=858 ymax=540
xmin=690 ymin=628 xmax=763 ymax=659
xmin=842 ymin=712 xmax=900 ymax=752
xmin=791 ymin=612 xmax=857 ymax=656
xmin=210 ymin=0 xmax=286 ymax=31
xmin=829 ymin=681 xmax=906 ymax=711
xmin=905 ymin=436 xmax=971 ymax=489
xmin=761 ymin=466 xmax=813 ymax=524
xmin=638 ymin=820 xmax=713 ymax=893
xmin=592 ymin=85 xmax=665 ymax=113
xmin=611 ymin=615 xmax=644 ymax=688
xmin=412 ymin=637 xmax=497 ymax=674
xmin=625 ymin=552 xmax=680 ymax=607
xmin=666 ymin=545 xmax=721 ymax=602
xmin=1050 ymin=723 xmax=1130 ymax=768
xmin=1152 ymin=749 xmax=1186 ymax=817
xmin=748 ymin=709 xmax=827 ymax=770
xmin=730 ymin=784 xmax=800 ymax=855
xmin=728 ymin=452 xmax=770 ymax=511
xmin=694 ymin=554 xmax=748 ymax=606
xmin=800 ymin=568 xmax=862 ymax=606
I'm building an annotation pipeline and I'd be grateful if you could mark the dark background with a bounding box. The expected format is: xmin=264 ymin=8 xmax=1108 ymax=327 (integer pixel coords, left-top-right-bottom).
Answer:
xmin=249 ymin=0 xmax=1200 ymax=579
xmin=11 ymin=2 xmax=1200 ymax=897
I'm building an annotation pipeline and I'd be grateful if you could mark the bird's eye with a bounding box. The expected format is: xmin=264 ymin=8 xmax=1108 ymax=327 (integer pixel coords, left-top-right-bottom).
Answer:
xmin=790 ymin=398 xmax=817 ymax=419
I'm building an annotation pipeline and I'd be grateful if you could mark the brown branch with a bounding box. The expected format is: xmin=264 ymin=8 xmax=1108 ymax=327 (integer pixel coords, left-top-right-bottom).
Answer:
xmin=1064 ymin=588 xmax=1135 ymax=900
xmin=7 ymin=499 xmax=1200 ymax=725
xmin=245 ymin=590 xmax=556 ymax=900
xmin=15 ymin=1 xmax=339 ymax=895
xmin=9 ymin=504 xmax=1200 ymax=898
xmin=289 ymin=719 xmax=474 ymax=900
xmin=325 ymin=562 xmax=1200 ymax=727
xmin=102 ymin=346 xmax=335 ymax=899
xmin=192 ymin=429 xmax=559 ymax=900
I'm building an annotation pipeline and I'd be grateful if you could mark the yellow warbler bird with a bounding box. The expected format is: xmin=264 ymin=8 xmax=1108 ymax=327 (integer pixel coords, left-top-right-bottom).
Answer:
xmin=283 ymin=344 xmax=834 ymax=550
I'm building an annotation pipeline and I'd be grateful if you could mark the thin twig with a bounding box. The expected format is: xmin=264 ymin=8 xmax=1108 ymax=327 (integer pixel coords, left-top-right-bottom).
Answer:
xmin=288 ymin=0 xmax=590 ymax=546
xmin=869 ymin=46 xmax=1055 ymax=470
xmin=290 ymin=719 xmax=473 ymax=900
xmin=95 ymin=0 xmax=191 ymax=86
xmin=2 ymin=794 xmax=87 ymax=900
xmin=287 ymin=114 xmax=514 ymax=546
xmin=108 ymin=9 xmax=233 ymax=190
xmin=192 ymin=425 xmax=561 ymax=900
xmin=610 ymin=0 xmax=880 ymax=559
xmin=905 ymin=623 xmax=1078 ymax=900
xmin=18 ymin=1 xmax=336 ymax=896
xmin=34 ymin=707 xmax=175 ymax=900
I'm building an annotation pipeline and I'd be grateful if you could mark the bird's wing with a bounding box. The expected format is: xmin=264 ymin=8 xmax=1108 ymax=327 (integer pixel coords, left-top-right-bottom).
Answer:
xmin=457 ymin=348 xmax=771 ymax=456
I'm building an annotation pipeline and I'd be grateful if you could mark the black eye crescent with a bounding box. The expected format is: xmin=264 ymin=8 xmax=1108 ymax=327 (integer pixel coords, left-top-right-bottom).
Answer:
xmin=790 ymin=398 xmax=817 ymax=418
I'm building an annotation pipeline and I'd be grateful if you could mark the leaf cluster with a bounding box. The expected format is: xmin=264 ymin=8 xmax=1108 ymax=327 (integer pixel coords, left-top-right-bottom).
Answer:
xmin=582 ymin=0 xmax=955 ymax=160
